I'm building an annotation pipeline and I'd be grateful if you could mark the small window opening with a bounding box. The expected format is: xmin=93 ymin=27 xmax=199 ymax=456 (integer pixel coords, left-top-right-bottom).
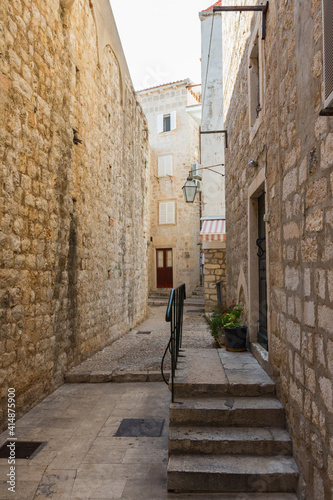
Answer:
xmin=249 ymin=35 xmax=261 ymax=128
xmin=163 ymin=114 xmax=171 ymax=132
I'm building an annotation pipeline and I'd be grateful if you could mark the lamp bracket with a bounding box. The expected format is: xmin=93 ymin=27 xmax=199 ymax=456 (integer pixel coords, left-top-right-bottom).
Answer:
xmin=200 ymin=129 xmax=228 ymax=149
xmin=213 ymin=1 xmax=269 ymax=40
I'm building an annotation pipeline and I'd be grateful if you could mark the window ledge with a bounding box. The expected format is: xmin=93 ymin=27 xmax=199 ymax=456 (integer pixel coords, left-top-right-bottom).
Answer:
xmin=319 ymin=108 xmax=333 ymax=116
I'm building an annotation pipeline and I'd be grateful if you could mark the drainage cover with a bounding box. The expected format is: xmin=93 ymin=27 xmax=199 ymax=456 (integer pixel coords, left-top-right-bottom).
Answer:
xmin=114 ymin=418 xmax=164 ymax=437
xmin=136 ymin=331 xmax=151 ymax=335
xmin=0 ymin=441 xmax=44 ymax=459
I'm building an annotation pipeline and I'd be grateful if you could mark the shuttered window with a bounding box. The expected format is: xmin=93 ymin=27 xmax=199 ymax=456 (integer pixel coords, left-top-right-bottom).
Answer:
xmin=323 ymin=0 xmax=333 ymax=107
xmin=157 ymin=111 xmax=177 ymax=133
xmin=158 ymin=155 xmax=173 ymax=177
xmin=159 ymin=201 xmax=175 ymax=225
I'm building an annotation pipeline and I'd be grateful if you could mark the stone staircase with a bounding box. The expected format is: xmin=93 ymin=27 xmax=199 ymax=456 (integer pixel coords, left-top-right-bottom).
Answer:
xmin=167 ymin=348 xmax=299 ymax=497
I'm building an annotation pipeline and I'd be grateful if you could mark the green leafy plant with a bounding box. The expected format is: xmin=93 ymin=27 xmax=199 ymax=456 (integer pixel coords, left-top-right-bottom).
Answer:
xmin=205 ymin=302 xmax=245 ymax=337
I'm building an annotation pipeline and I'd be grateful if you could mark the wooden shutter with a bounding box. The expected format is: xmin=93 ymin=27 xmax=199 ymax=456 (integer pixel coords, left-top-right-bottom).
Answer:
xmin=158 ymin=155 xmax=173 ymax=177
xmin=159 ymin=201 xmax=175 ymax=224
xmin=323 ymin=0 xmax=333 ymax=107
xmin=170 ymin=111 xmax=177 ymax=130
xmin=157 ymin=113 xmax=163 ymax=134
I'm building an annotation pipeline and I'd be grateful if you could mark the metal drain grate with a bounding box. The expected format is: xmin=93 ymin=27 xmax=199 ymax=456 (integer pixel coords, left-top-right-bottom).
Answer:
xmin=0 ymin=441 xmax=44 ymax=459
xmin=136 ymin=331 xmax=151 ymax=335
xmin=114 ymin=418 xmax=164 ymax=437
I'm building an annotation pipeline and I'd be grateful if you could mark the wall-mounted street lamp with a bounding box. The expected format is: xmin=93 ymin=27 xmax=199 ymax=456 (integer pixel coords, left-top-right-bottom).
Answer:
xmin=182 ymin=162 xmax=225 ymax=203
xmin=182 ymin=172 xmax=198 ymax=203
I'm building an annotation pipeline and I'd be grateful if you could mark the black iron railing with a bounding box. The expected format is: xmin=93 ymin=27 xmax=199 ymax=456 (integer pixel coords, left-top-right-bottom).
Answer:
xmin=161 ymin=283 xmax=186 ymax=403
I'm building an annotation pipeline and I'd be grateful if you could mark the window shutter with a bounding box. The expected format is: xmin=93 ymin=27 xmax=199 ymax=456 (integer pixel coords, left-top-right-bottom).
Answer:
xmin=159 ymin=201 xmax=175 ymax=224
xmin=158 ymin=156 xmax=172 ymax=177
xmin=165 ymin=156 xmax=172 ymax=176
xmin=158 ymin=156 xmax=165 ymax=177
xmin=157 ymin=113 xmax=164 ymax=134
xmin=323 ymin=0 xmax=333 ymax=107
xmin=170 ymin=111 xmax=177 ymax=130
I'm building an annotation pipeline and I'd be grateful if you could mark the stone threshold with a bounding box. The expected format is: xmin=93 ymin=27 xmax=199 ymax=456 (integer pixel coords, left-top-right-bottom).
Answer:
xmin=65 ymin=369 xmax=170 ymax=384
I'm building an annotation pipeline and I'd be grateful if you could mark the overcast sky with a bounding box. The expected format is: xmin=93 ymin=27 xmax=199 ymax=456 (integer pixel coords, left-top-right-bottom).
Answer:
xmin=111 ymin=0 xmax=210 ymax=90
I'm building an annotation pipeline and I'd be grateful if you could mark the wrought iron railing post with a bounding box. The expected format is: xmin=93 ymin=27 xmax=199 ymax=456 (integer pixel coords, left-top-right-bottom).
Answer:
xmin=161 ymin=283 xmax=186 ymax=403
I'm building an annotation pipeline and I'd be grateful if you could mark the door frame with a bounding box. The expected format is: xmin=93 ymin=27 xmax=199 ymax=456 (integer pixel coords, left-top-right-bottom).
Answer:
xmin=247 ymin=170 xmax=270 ymax=351
xmin=155 ymin=247 xmax=174 ymax=289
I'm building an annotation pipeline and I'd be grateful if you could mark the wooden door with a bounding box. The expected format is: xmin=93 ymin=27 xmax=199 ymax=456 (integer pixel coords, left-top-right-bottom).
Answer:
xmin=156 ymin=249 xmax=173 ymax=288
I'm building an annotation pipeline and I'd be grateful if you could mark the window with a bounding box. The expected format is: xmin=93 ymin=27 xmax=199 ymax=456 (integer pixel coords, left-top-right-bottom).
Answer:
xmin=163 ymin=114 xmax=171 ymax=132
xmin=158 ymin=155 xmax=173 ymax=177
xmin=249 ymin=33 xmax=261 ymax=128
xmin=157 ymin=111 xmax=176 ymax=133
xmin=322 ymin=0 xmax=333 ymax=108
xmin=159 ymin=201 xmax=175 ymax=225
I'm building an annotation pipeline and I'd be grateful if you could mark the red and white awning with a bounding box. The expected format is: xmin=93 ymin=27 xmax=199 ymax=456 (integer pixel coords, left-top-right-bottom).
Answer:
xmin=200 ymin=219 xmax=226 ymax=242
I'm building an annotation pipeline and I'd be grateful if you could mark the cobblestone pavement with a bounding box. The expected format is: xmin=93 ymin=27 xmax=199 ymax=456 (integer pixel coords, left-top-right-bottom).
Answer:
xmin=66 ymin=305 xmax=215 ymax=382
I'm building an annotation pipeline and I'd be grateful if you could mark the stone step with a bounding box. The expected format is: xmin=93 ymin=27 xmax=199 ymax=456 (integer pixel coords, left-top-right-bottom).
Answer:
xmin=162 ymin=495 xmax=298 ymax=499
xmin=167 ymin=454 xmax=298 ymax=493
xmin=173 ymin=349 xmax=275 ymax=398
xmin=168 ymin=426 xmax=292 ymax=456
xmin=169 ymin=397 xmax=286 ymax=428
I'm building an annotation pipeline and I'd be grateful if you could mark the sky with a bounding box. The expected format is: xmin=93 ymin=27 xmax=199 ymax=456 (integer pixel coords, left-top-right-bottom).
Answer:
xmin=110 ymin=0 xmax=210 ymax=91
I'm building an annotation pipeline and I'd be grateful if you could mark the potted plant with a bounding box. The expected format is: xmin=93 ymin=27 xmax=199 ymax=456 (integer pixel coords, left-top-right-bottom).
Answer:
xmin=205 ymin=303 xmax=247 ymax=351
xmin=222 ymin=304 xmax=247 ymax=352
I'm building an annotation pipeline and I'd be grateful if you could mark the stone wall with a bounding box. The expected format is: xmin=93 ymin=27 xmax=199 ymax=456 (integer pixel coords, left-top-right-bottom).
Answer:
xmin=203 ymin=248 xmax=226 ymax=311
xmin=0 ymin=0 xmax=150 ymax=431
xmin=223 ymin=0 xmax=333 ymax=497
xmin=137 ymin=82 xmax=201 ymax=296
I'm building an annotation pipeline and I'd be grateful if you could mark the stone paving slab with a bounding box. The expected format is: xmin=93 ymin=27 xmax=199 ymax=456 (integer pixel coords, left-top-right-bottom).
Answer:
xmin=65 ymin=305 xmax=214 ymax=383
xmin=0 ymin=383 xmax=294 ymax=500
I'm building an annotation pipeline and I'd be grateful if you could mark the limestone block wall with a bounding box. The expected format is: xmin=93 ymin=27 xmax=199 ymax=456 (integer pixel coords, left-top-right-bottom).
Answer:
xmin=223 ymin=0 xmax=333 ymax=497
xmin=0 ymin=0 xmax=150 ymax=431
xmin=204 ymin=248 xmax=226 ymax=312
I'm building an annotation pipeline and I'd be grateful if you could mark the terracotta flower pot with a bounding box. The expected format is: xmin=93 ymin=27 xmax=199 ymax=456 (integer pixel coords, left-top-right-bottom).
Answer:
xmin=224 ymin=327 xmax=247 ymax=351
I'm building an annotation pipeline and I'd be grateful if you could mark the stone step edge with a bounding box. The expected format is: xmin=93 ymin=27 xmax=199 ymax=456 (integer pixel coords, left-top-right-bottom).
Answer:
xmin=169 ymin=425 xmax=292 ymax=440
xmin=65 ymin=370 xmax=170 ymax=383
xmin=172 ymin=382 xmax=276 ymax=397
xmin=168 ymin=426 xmax=292 ymax=455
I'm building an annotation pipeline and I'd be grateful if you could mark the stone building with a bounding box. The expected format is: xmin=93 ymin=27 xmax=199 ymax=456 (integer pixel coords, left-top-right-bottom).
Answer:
xmin=137 ymin=80 xmax=201 ymax=296
xmin=218 ymin=0 xmax=333 ymax=497
xmin=0 ymin=0 xmax=150 ymax=431
xmin=199 ymin=1 xmax=227 ymax=311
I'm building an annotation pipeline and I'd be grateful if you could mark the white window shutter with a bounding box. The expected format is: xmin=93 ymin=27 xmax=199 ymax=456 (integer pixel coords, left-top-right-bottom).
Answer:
xmin=170 ymin=111 xmax=176 ymax=130
xmin=167 ymin=201 xmax=175 ymax=223
xmin=157 ymin=113 xmax=164 ymax=134
xmin=158 ymin=156 xmax=173 ymax=177
xmin=159 ymin=201 xmax=175 ymax=224
xmin=159 ymin=202 xmax=167 ymax=224
xmin=165 ymin=156 xmax=172 ymax=176
xmin=158 ymin=156 xmax=165 ymax=177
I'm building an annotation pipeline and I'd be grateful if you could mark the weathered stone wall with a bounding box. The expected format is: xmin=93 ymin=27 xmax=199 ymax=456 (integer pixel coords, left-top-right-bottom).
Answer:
xmin=204 ymin=248 xmax=226 ymax=311
xmin=137 ymin=82 xmax=201 ymax=296
xmin=0 ymin=0 xmax=150 ymax=431
xmin=223 ymin=0 xmax=333 ymax=497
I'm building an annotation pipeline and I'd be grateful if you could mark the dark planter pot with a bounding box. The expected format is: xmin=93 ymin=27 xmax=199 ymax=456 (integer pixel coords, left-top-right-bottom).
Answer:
xmin=224 ymin=327 xmax=247 ymax=352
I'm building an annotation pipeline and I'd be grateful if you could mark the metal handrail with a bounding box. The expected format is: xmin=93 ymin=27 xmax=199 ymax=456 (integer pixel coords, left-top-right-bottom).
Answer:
xmin=161 ymin=283 xmax=186 ymax=403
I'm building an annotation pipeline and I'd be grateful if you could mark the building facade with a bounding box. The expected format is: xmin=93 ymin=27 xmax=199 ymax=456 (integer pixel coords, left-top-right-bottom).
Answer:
xmin=199 ymin=1 xmax=227 ymax=311
xmin=221 ymin=0 xmax=333 ymax=497
xmin=0 ymin=0 xmax=150 ymax=431
xmin=137 ymin=80 xmax=201 ymax=296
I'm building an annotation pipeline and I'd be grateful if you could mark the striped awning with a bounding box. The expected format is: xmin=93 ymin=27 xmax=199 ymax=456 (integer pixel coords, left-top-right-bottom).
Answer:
xmin=200 ymin=219 xmax=226 ymax=242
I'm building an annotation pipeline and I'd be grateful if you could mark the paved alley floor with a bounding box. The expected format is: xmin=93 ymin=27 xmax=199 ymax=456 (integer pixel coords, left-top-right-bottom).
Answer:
xmin=0 ymin=306 xmax=291 ymax=499
xmin=65 ymin=305 xmax=215 ymax=383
